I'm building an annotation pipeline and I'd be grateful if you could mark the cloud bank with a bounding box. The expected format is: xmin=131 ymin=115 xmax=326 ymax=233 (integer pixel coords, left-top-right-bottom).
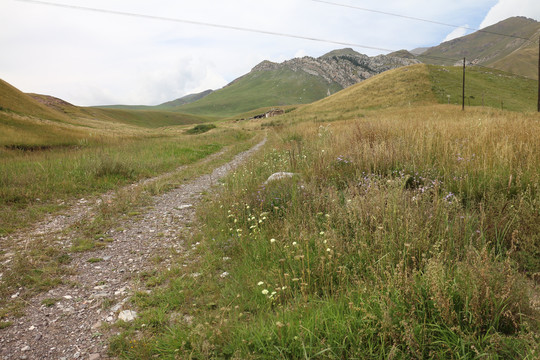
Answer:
xmin=480 ymin=0 xmax=540 ymax=28
xmin=0 ymin=0 xmax=537 ymax=106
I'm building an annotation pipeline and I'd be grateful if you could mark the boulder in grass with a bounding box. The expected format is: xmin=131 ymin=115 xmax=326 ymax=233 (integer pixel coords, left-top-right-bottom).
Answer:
xmin=264 ymin=172 xmax=296 ymax=184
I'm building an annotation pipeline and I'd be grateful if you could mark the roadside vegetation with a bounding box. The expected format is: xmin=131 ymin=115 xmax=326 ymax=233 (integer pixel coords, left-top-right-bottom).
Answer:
xmin=111 ymin=102 xmax=540 ymax=358
xmin=2 ymin=61 xmax=539 ymax=358
xmin=0 ymin=128 xmax=249 ymax=235
xmin=0 ymin=90 xmax=258 ymax=323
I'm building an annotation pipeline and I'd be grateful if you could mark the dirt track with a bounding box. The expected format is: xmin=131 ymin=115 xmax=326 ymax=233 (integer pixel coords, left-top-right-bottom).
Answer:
xmin=0 ymin=138 xmax=266 ymax=360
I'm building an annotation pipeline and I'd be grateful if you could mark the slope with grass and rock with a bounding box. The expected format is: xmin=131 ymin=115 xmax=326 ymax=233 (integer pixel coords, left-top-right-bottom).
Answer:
xmin=171 ymin=49 xmax=419 ymax=117
xmin=418 ymin=16 xmax=540 ymax=79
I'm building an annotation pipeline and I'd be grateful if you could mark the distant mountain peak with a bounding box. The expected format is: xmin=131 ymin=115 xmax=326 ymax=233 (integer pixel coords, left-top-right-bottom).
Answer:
xmin=417 ymin=16 xmax=540 ymax=79
xmin=320 ymin=48 xmax=362 ymax=58
xmin=252 ymin=60 xmax=280 ymax=72
xmin=248 ymin=48 xmax=419 ymax=89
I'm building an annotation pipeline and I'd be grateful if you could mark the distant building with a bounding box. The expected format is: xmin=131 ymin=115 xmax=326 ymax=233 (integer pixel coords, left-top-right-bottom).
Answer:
xmin=250 ymin=108 xmax=285 ymax=120
xmin=265 ymin=109 xmax=284 ymax=118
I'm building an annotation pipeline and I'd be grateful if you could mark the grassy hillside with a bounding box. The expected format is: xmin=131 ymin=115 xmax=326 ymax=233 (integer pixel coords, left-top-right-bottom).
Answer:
xmin=156 ymin=89 xmax=213 ymax=109
xmin=0 ymin=80 xmax=213 ymax=147
xmin=419 ymin=17 xmax=540 ymax=79
xmin=83 ymin=107 xmax=214 ymax=129
xmin=173 ymin=68 xmax=342 ymax=117
xmin=290 ymin=63 xmax=537 ymax=121
xmin=98 ymin=90 xmax=214 ymax=111
xmin=295 ymin=64 xmax=436 ymax=121
xmin=428 ymin=65 xmax=538 ymax=111
xmin=489 ymin=34 xmax=540 ymax=80
xmin=0 ymin=79 xmax=70 ymax=122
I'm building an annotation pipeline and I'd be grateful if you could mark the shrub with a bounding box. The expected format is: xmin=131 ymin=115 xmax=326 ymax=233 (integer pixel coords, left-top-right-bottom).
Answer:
xmin=185 ymin=124 xmax=216 ymax=134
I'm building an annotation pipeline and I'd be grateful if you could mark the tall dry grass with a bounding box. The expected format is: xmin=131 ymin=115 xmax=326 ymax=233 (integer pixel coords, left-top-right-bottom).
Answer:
xmin=110 ymin=105 xmax=540 ymax=359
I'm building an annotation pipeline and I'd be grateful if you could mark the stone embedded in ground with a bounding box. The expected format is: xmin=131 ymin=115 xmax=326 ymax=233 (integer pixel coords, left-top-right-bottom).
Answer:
xmin=177 ymin=204 xmax=193 ymax=210
xmin=118 ymin=310 xmax=137 ymax=322
xmin=264 ymin=172 xmax=296 ymax=184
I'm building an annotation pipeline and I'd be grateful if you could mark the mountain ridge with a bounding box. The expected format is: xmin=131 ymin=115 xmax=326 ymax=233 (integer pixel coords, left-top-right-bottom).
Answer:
xmin=172 ymin=49 xmax=419 ymax=116
xmin=418 ymin=16 xmax=540 ymax=78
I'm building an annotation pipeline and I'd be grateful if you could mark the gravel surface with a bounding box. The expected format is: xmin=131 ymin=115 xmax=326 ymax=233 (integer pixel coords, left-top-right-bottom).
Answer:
xmin=0 ymin=138 xmax=266 ymax=360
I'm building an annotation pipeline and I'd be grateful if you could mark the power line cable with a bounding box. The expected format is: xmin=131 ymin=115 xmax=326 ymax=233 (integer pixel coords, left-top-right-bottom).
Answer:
xmin=14 ymin=0 xmax=395 ymax=53
xmin=13 ymin=0 xmax=536 ymax=80
xmin=310 ymin=0 xmax=536 ymax=43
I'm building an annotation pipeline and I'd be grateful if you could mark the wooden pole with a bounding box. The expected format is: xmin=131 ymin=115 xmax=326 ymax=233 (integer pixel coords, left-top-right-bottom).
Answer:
xmin=537 ymin=39 xmax=540 ymax=112
xmin=462 ymin=57 xmax=466 ymax=111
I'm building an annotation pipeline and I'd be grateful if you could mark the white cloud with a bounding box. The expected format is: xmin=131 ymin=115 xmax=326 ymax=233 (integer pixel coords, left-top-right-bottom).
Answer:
xmin=480 ymin=0 xmax=540 ymax=28
xmin=442 ymin=26 xmax=469 ymax=42
xmin=0 ymin=0 xmax=537 ymax=105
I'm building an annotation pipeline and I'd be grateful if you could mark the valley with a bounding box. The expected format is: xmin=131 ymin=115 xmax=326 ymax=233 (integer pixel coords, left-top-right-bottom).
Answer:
xmin=0 ymin=15 xmax=539 ymax=359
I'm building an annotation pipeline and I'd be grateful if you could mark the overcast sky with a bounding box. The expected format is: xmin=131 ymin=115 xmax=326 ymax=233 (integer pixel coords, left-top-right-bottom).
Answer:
xmin=1 ymin=0 xmax=539 ymax=106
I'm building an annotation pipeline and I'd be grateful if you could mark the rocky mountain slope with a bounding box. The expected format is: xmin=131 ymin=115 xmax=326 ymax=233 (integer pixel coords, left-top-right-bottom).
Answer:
xmin=418 ymin=16 xmax=540 ymax=79
xmin=173 ymin=49 xmax=419 ymax=116
xmin=248 ymin=49 xmax=420 ymax=88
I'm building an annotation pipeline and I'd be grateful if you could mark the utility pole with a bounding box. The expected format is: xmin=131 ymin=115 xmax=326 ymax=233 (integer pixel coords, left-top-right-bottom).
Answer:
xmin=537 ymin=38 xmax=539 ymax=112
xmin=462 ymin=57 xmax=466 ymax=111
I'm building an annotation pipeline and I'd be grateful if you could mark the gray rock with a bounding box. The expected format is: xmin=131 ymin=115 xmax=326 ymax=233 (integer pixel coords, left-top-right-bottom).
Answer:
xmin=118 ymin=310 xmax=137 ymax=322
xmin=264 ymin=172 xmax=296 ymax=184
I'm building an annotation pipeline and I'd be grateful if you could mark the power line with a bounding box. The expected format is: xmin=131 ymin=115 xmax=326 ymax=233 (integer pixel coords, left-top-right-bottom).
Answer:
xmin=13 ymin=0 xmax=538 ymax=82
xmin=311 ymin=0 xmax=535 ymax=43
xmin=14 ymin=0 xmax=395 ymax=53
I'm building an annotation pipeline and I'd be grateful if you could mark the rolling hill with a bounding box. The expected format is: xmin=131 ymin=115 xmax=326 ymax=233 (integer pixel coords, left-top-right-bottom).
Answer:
xmin=156 ymin=89 xmax=214 ymax=109
xmin=293 ymin=63 xmax=538 ymax=120
xmin=99 ymin=89 xmax=214 ymax=111
xmin=0 ymin=79 xmax=213 ymax=146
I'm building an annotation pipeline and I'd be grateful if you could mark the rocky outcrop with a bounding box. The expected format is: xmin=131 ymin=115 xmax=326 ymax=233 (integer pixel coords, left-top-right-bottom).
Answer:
xmin=251 ymin=48 xmax=419 ymax=89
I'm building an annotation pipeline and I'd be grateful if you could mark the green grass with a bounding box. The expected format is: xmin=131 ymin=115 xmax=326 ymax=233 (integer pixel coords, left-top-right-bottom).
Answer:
xmin=174 ymin=68 xmax=342 ymax=117
xmin=85 ymin=107 xmax=214 ymax=129
xmin=110 ymin=105 xmax=540 ymax=359
xmin=0 ymin=126 xmax=258 ymax=321
xmin=0 ymin=78 xmax=215 ymax=148
xmin=428 ymin=65 xmax=538 ymax=112
xmin=0 ymin=133 xmax=231 ymax=235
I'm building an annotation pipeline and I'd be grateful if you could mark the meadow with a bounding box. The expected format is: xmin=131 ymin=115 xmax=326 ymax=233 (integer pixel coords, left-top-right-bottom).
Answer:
xmin=0 ymin=122 xmax=258 ymax=322
xmin=2 ymin=63 xmax=539 ymax=358
xmin=110 ymin=105 xmax=540 ymax=359
xmin=0 ymin=127 xmax=252 ymax=235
